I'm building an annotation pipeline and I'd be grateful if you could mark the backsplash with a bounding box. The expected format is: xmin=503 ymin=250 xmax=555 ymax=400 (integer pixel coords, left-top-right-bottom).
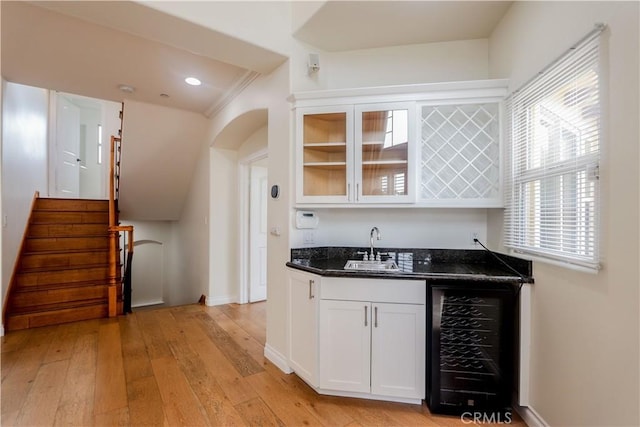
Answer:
xmin=290 ymin=208 xmax=490 ymax=249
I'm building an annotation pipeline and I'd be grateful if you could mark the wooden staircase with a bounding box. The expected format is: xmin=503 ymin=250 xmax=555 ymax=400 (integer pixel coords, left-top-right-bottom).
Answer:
xmin=4 ymin=197 xmax=122 ymax=331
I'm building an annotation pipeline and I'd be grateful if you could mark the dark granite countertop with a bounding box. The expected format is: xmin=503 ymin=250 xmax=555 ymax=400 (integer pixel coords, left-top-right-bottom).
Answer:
xmin=287 ymin=247 xmax=534 ymax=284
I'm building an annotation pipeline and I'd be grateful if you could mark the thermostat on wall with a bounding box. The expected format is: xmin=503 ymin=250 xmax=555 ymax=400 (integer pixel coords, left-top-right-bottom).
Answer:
xmin=295 ymin=210 xmax=319 ymax=229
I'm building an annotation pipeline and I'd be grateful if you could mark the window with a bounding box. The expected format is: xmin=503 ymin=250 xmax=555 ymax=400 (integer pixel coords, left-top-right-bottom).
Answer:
xmin=504 ymin=29 xmax=603 ymax=270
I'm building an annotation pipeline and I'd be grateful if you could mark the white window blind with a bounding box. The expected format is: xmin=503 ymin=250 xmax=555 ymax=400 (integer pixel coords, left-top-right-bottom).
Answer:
xmin=504 ymin=28 xmax=603 ymax=270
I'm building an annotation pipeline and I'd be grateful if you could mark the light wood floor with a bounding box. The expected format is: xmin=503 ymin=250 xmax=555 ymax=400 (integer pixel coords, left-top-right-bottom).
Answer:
xmin=1 ymin=302 xmax=526 ymax=426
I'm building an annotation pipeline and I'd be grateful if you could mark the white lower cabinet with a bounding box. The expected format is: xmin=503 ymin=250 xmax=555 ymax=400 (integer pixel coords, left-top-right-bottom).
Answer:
xmin=319 ymin=300 xmax=372 ymax=393
xmin=371 ymin=302 xmax=425 ymax=399
xmin=288 ymin=269 xmax=319 ymax=387
xmin=318 ymin=277 xmax=426 ymax=403
xmin=287 ymin=271 xmax=426 ymax=403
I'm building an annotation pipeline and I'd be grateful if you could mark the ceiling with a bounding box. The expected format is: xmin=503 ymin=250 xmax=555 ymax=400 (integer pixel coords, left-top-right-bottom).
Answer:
xmin=294 ymin=1 xmax=513 ymax=52
xmin=1 ymin=1 xmax=283 ymax=116
xmin=1 ymin=1 xmax=512 ymax=116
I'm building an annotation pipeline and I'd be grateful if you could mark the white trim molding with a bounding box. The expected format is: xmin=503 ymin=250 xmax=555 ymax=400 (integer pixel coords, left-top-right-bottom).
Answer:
xmin=513 ymin=404 xmax=550 ymax=427
xmin=264 ymin=343 xmax=293 ymax=374
xmin=205 ymin=294 xmax=237 ymax=307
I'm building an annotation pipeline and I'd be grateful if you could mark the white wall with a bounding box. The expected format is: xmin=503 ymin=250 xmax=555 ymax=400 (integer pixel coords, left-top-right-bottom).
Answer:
xmin=78 ymin=106 xmax=102 ymax=199
xmin=205 ymin=125 xmax=269 ymax=306
xmin=120 ymin=100 xmax=209 ymax=220
xmin=100 ymin=100 xmax=122 ymax=198
xmin=1 ymin=81 xmax=49 ymax=323
xmin=488 ymin=2 xmax=639 ymax=426
xmin=170 ymin=139 xmax=211 ymax=308
xmin=238 ymin=125 xmax=268 ymax=160
xmin=140 ymin=1 xmax=292 ymax=58
xmin=0 ymin=5 xmax=3 ymax=334
xmin=291 ymin=38 xmax=489 ymax=92
xmin=291 ymin=208 xmax=488 ymax=250
xmin=121 ymin=220 xmax=173 ymax=306
xmin=208 ymin=147 xmax=239 ymax=305
xmin=190 ymin=63 xmax=290 ymax=366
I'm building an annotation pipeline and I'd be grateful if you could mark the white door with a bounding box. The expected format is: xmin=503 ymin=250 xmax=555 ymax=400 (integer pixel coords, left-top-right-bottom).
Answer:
xmin=56 ymin=96 xmax=81 ymax=198
xmin=319 ymin=299 xmax=371 ymax=393
xmin=249 ymin=163 xmax=268 ymax=302
xmin=371 ymin=303 xmax=425 ymax=399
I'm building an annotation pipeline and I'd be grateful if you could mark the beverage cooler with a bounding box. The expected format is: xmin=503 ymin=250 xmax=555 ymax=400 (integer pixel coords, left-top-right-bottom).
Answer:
xmin=427 ymin=281 xmax=515 ymax=415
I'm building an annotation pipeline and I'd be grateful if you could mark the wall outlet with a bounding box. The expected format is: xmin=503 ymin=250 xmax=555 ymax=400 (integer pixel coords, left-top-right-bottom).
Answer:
xmin=471 ymin=232 xmax=479 ymax=245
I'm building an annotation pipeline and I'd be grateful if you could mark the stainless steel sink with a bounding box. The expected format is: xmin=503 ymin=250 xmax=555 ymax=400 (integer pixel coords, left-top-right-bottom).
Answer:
xmin=344 ymin=260 xmax=400 ymax=272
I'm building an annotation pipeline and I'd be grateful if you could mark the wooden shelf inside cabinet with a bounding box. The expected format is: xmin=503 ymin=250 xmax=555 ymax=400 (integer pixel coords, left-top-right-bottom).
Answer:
xmin=304 ymin=162 xmax=347 ymax=170
xmin=362 ymin=160 xmax=408 ymax=168
xmin=304 ymin=142 xmax=347 ymax=152
xmin=362 ymin=141 xmax=408 ymax=153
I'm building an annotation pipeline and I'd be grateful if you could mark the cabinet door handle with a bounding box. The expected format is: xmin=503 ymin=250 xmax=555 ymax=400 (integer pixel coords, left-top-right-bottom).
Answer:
xmin=364 ymin=305 xmax=368 ymax=327
xmin=347 ymin=183 xmax=351 ymax=200
xmin=374 ymin=306 xmax=378 ymax=328
xmin=308 ymin=280 xmax=314 ymax=299
xmin=356 ymin=183 xmax=360 ymax=201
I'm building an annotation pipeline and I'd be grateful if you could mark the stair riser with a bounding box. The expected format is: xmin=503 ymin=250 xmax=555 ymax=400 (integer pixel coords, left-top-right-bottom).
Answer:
xmin=16 ymin=267 xmax=110 ymax=287
xmin=25 ymin=237 xmax=110 ymax=252
xmin=9 ymin=286 xmax=109 ymax=311
xmin=31 ymin=211 xmax=109 ymax=224
xmin=6 ymin=304 xmax=109 ymax=331
xmin=20 ymin=251 xmax=110 ymax=270
xmin=28 ymin=224 xmax=108 ymax=238
xmin=35 ymin=199 xmax=109 ymax=212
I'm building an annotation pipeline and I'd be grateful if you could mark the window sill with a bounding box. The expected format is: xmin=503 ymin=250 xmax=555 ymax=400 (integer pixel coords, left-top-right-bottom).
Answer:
xmin=508 ymin=250 xmax=601 ymax=275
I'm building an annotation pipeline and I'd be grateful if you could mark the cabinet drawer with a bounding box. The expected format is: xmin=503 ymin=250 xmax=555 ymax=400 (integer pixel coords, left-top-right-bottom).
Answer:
xmin=321 ymin=278 xmax=425 ymax=304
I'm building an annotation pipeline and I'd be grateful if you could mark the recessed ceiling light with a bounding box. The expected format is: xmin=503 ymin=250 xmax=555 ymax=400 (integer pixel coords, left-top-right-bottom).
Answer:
xmin=185 ymin=77 xmax=201 ymax=86
xmin=118 ymin=84 xmax=135 ymax=93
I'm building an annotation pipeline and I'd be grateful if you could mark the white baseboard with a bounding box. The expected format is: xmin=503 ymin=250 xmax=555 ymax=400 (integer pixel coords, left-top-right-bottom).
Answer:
xmin=513 ymin=404 xmax=549 ymax=427
xmin=132 ymin=300 xmax=164 ymax=308
xmin=205 ymin=295 xmax=237 ymax=307
xmin=264 ymin=343 xmax=293 ymax=374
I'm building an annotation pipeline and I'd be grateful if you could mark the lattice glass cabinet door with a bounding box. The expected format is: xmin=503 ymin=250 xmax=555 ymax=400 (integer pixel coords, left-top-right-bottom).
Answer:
xmin=420 ymin=103 xmax=501 ymax=206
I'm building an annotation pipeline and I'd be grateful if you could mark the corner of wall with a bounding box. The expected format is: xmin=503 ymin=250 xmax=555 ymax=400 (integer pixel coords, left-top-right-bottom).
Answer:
xmin=264 ymin=343 xmax=293 ymax=374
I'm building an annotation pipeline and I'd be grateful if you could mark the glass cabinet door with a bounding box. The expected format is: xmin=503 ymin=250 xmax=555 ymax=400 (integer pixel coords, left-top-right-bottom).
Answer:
xmin=298 ymin=108 xmax=353 ymax=202
xmin=356 ymin=103 xmax=414 ymax=203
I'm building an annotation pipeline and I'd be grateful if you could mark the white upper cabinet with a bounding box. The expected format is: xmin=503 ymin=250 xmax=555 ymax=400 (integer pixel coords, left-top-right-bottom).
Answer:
xmin=296 ymin=106 xmax=353 ymax=204
xmin=296 ymin=102 xmax=415 ymax=204
xmin=293 ymin=79 xmax=507 ymax=207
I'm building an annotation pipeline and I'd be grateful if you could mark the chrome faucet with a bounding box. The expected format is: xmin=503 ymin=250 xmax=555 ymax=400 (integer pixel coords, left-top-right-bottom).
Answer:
xmin=370 ymin=227 xmax=381 ymax=260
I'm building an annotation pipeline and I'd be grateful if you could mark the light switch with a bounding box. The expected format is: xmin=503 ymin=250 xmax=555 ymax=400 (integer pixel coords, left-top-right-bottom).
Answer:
xmin=303 ymin=230 xmax=315 ymax=244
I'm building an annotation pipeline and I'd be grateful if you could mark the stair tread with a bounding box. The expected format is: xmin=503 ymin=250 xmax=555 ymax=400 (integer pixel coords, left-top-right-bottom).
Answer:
xmin=12 ymin=279 xmax=116 ymax=293
xmin=17 ymin=262 xmax=110 ymax=274
xmin=8 ymin=298 xmax=108 ymax=315
xmin=26 ymin=235 xmax=110 ymax=240
xmin=23 ymin=248 xmax=110 ymax=256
